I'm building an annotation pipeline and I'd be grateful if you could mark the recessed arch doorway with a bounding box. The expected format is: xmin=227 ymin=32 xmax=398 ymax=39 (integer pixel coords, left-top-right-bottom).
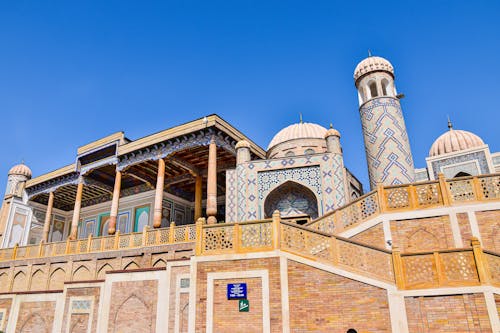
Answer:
xmin=263 ymin=181 xmax=319 ymax=219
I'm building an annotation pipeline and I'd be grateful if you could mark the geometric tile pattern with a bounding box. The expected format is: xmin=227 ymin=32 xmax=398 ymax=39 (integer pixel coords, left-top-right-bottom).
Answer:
xmin=360 ymin=97 xmax=415 ymax=189
xmin=226 ymin=151 xmax=347 ymax=222
xmin=430 ymin=151 xmax=489 ymax=180
xmin=225 ymin=169 xmax=237 ymax=222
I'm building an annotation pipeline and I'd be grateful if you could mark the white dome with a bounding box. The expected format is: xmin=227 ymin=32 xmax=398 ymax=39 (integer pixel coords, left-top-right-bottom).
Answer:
xmin=8 ymin=163 xmax=32 ymax=178
xmin=429 ymin=129 xmax=485 ymax=157
xmin=268 ymin=122 xmax=327 ymax=150
xmin=354 ymin=56 xmax=394 ymax=82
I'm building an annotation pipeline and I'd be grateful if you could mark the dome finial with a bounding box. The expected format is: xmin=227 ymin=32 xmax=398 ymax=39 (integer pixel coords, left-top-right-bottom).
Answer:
xmin=329 ymin=123 xmax=333 ymax=129
xmin=368 ymin=49 xmax=372 ymax=57
xmin=447 ymin=115 xmax=453 ymax=130
xmin=299 ymin=113 xmax=303 ymax=124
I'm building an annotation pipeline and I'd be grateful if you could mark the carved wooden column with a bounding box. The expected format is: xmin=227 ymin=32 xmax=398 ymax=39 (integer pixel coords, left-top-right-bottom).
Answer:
xmin=206 ymin=136 xmax=217 ymax=224
xmin=70 ymin=180 xmax=84 ymax=240
xmin=153 ymin=158 xmax=165 ymax=228
xmin=108 ymin=170 xmax=122 ymax=235
xmin=42 ymin=191 xmax=54 ymax=242
xmin=194 ymin=175 xmax=203 ymax=221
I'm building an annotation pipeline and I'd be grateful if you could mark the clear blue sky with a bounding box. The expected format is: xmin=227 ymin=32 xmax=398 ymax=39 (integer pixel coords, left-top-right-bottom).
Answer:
xmin=0 ymin=1 xmax=498 ymax=193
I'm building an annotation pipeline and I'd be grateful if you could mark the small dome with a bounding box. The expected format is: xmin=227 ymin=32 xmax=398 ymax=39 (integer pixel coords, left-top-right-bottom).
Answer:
xmin=354 ymin=56 xmax=394 ymax=82
xmin=325 ymin=124 xmax=341 ymax=138
xmin=268 ymin=122 xmax=327 ymax=150
xmin=429 ymin=128 xmax=485 ymax=157
xmin=235 ymin=140 xmax=251 ymax=149
xmin=8 ymin=163 xmax=32 ymax=178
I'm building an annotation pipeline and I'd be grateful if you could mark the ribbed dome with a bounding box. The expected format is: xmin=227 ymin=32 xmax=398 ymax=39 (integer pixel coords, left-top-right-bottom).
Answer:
xmin=268 ymin=122 xmax=327 ymax=150
xmin=354 ymin=56 xmax=394 ymax=82
xmin=429 ymin=129 xmax=485 ymax=157
xmin=8 ymin=163 xmax=32 ymax=178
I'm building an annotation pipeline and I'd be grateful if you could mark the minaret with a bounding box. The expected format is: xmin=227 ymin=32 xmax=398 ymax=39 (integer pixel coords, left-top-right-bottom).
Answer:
xmin=354 ymin=54 xmax=415 ymax=189
xmin=0 ymin=163 xmax=32 ymax=245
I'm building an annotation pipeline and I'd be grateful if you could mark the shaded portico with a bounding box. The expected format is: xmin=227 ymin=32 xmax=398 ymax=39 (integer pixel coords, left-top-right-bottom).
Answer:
xmin=24 ymin=115 xmax=265 ymax=242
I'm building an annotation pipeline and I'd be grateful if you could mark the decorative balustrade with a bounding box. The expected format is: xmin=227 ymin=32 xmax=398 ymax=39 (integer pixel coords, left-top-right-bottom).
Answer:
xmin=200 ymin=219 xmax=276 ymax=255
xmin=399 ymin=250 xmax=480 ymax=289
xmin=197 ymin=213 xmax=498 ymax=290
xmin=484 ymin=250 xmax=500 ymax=285
xmin=307 ymin=173 xmax=500 ymax=234
xmin=0 ymin=223 xmax=196 ymax=262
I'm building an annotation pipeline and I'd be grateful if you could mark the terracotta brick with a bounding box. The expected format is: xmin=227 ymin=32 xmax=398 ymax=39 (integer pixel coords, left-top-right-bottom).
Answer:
xmin=495 ymin=294 xmax=500 ymax=319
xmin=195 ymin=258 xmax=282 ymax=332
xmin=213 ymin=277 xmax=262 ymax=333
xmin=69 ymin=313 xmax=90 ymax=333
xmin=0 ymin=298 xmax=12 ymax=331
xmin=108 ymin=280 xmax=158 ymax=333
xmin=179 ymin=292 xmax=189 ymax=333
xmin=390 ymin=216 xmax=454 ymax=252
xmin=287 ymin=260 xmax=391 ymax=332
xmin=475 ymin=210 xmax=500 ymax=252
xmin=168 ymin=265 xmax=190 ymax=333
xmin=351 ymin=223 xmax=386 ymax=248
xmin=61 ymin=286 xmax=101 ymax=333
xmin=457 ymin=213 xmax=473 ymax=247
xmin=405 ymin=294 xmax=491 ymax=332
xmin=15 ymin=300 xmax=56 ymax=332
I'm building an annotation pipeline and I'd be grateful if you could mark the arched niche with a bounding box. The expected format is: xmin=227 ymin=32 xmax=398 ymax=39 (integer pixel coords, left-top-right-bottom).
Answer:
xmin=454 ymin=171 xmax=472 ymax=178
xmin=263 ymin=181 xmax=319 ymax=219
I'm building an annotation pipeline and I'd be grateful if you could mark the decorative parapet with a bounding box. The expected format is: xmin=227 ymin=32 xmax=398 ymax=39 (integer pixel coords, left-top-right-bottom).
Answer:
xmin=197 ymin=211 xmax=500 ymax=290
xmin=0 ymin=223 xmax=196 ymax=262
xmin=307 ymin=173 xmax=500 ymax=234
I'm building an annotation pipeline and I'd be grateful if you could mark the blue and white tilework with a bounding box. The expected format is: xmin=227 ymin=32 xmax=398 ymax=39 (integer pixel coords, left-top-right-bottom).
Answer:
xmin=225 ymin=152 xmax=347 ymax=222
xmin=431 ymin=151 xmax=489 ymax=179
xmin=360 ymin=97 xmax=415 ymax=189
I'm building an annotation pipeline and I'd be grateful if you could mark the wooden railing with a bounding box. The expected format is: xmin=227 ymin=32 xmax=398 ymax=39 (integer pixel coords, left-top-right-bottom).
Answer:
xmin=0 ymin=223 xmax=196 ymax=262
xmin=308 ymin=173 xmax=500 ymax=234
xmin=197 ymin=212 xmax=500 ymax=289
xmin=198 ymin=212 xmax=394 ymax=283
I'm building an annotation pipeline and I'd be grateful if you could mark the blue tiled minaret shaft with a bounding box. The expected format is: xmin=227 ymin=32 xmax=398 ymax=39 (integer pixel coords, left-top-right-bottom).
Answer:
xmin=354 ymin=55 xmax=415 ymax=189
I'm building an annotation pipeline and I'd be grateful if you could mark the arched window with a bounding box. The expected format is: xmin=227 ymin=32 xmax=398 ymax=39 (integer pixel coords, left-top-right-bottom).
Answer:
xmin=304 ymin=149 xmax=315 ymax=156
xmin=454 ymin=171 xmax=471 ymax=178
xmin=285 ymin=151 xmax=295 ymax=157
xmin=369 ymin=81 xmax=378 ymax=98
xmin=358 ymin=87 xmax=366 ymax=104
xmin=381 ymin=79 xmax=389 ymax=96
xmin=264 ymin=181 xmax=318 ymax=219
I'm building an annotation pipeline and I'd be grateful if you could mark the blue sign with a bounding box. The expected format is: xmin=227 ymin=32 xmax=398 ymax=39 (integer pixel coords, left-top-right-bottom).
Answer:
xmin=227 ymin=283 xmax=247 ymax=299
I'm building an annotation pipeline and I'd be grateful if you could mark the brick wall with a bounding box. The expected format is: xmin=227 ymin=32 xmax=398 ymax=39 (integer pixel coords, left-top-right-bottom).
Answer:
xmin=179 ymin=292 xmax=189 ymax=333
xmin=213 ymin=277 xmax=263 ymax=333
xmin=195 ymin=257 xmax=282 ymax=332
xmin=457 ymin=213 xmax=473 ymax=248
xmin=168 ymin=265 xmax=190 ymax=333
xmin=351 ymin=223 xmax=386 ymax=248
xmin=405 ymin=294 xmax=491 ymax=332
xmin=0 ymin=271 xmax=9 ymax=293
xmin=390 ymin=216 xmax=454 ymax=252
xmin=61 ymin=286 xmax=101 ymax=333
xmin=0 ymin=298 xmax=12 ymax=331
xmin=288 ymin=260 xmax=391 ymax=332
xmin=496 ymin=294 xmax=500 ymax=319
xmin=108 ymin=280 xmax=158 ymax=333
xmin=475 ymin=210 xmax=500 ymax=252
xmin=15 ymin=300 xmax=56 ymax=332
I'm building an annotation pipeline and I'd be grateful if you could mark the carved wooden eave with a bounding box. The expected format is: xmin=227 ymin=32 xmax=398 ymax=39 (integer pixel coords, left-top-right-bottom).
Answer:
xmin=26 ymin=172 xmax=80 ymax=199
xmin=117 ymin=114 xmax=265 ymax=159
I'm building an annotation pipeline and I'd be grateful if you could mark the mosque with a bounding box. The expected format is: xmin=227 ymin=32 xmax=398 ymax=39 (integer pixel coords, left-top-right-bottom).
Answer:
xmin=0 ymin=55 xmax=498 ymax=332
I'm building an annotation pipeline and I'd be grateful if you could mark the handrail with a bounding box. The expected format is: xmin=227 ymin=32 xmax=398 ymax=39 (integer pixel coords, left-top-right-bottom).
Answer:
xmin=0 ymin=223 xmax=196 ymax=262
xmin=197 ymin=214 xmax=498 ymax=290
xmin=306 ymin=173 xmax=500 ymax=234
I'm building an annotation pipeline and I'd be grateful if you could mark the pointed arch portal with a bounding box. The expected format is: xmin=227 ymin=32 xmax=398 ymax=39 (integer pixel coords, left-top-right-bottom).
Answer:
xmin=264 ymin=181 xmax=319 ymax=219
